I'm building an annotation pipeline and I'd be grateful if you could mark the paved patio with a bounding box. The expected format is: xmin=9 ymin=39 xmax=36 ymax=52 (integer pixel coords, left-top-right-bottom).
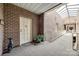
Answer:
xmin=3 ymin=33 xmax=78 ymax=56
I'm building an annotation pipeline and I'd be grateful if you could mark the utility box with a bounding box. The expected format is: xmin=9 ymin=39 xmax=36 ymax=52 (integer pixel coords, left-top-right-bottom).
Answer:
xmin=72 ymin=33 xmax=79 ymax=50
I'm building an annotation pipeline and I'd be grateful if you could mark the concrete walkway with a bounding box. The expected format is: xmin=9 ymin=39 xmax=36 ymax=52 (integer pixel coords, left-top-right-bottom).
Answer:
xmin=3 ymin=33 xmax=78 ymax=56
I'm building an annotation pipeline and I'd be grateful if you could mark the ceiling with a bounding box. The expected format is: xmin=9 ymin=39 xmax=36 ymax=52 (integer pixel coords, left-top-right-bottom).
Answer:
xmin=13 ymin=3 xmax=60 ymax=15
xmin=13 ymin=3 xmax=79 ymax=18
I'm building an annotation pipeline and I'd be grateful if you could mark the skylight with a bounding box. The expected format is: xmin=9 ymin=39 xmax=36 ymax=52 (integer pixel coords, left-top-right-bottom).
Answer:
xmin=67 ymin=4 xmax=79 ymax=16
xmin=56 ymin=4 xmax=79 ymax=17
xmin=56 ymin=5 xmax=68 ymax=18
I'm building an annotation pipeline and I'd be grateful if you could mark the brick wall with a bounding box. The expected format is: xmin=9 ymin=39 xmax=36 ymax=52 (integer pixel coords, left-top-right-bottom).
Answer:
xmin=3 ymin=3 xmax=40 ymax=49
xmin=38 ymin=13 xmax=44 ymax=34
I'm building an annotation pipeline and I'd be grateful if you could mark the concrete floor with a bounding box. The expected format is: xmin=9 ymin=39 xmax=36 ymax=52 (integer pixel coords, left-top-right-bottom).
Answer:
xmin=3 ymin=33 xmax=78 ymax=56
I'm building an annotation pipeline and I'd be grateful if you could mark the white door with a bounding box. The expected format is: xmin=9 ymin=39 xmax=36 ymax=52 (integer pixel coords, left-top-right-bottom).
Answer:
xmin=20 ymin=17 xmax=25 ymax=45
xmin=24 ymin=18 xmax=28 ymax=43
xmin=27 ymin=18 xmax=32 ymax=42
xmin=20 ymin=17 xmax=32 ymax=45
xmin=0 ymin=25 xmax=3 ymax=55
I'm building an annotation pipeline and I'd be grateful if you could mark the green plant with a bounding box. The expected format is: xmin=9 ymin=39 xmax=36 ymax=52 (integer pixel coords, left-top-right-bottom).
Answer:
xmin=34 ymin=35 xmax=44 ymax=43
